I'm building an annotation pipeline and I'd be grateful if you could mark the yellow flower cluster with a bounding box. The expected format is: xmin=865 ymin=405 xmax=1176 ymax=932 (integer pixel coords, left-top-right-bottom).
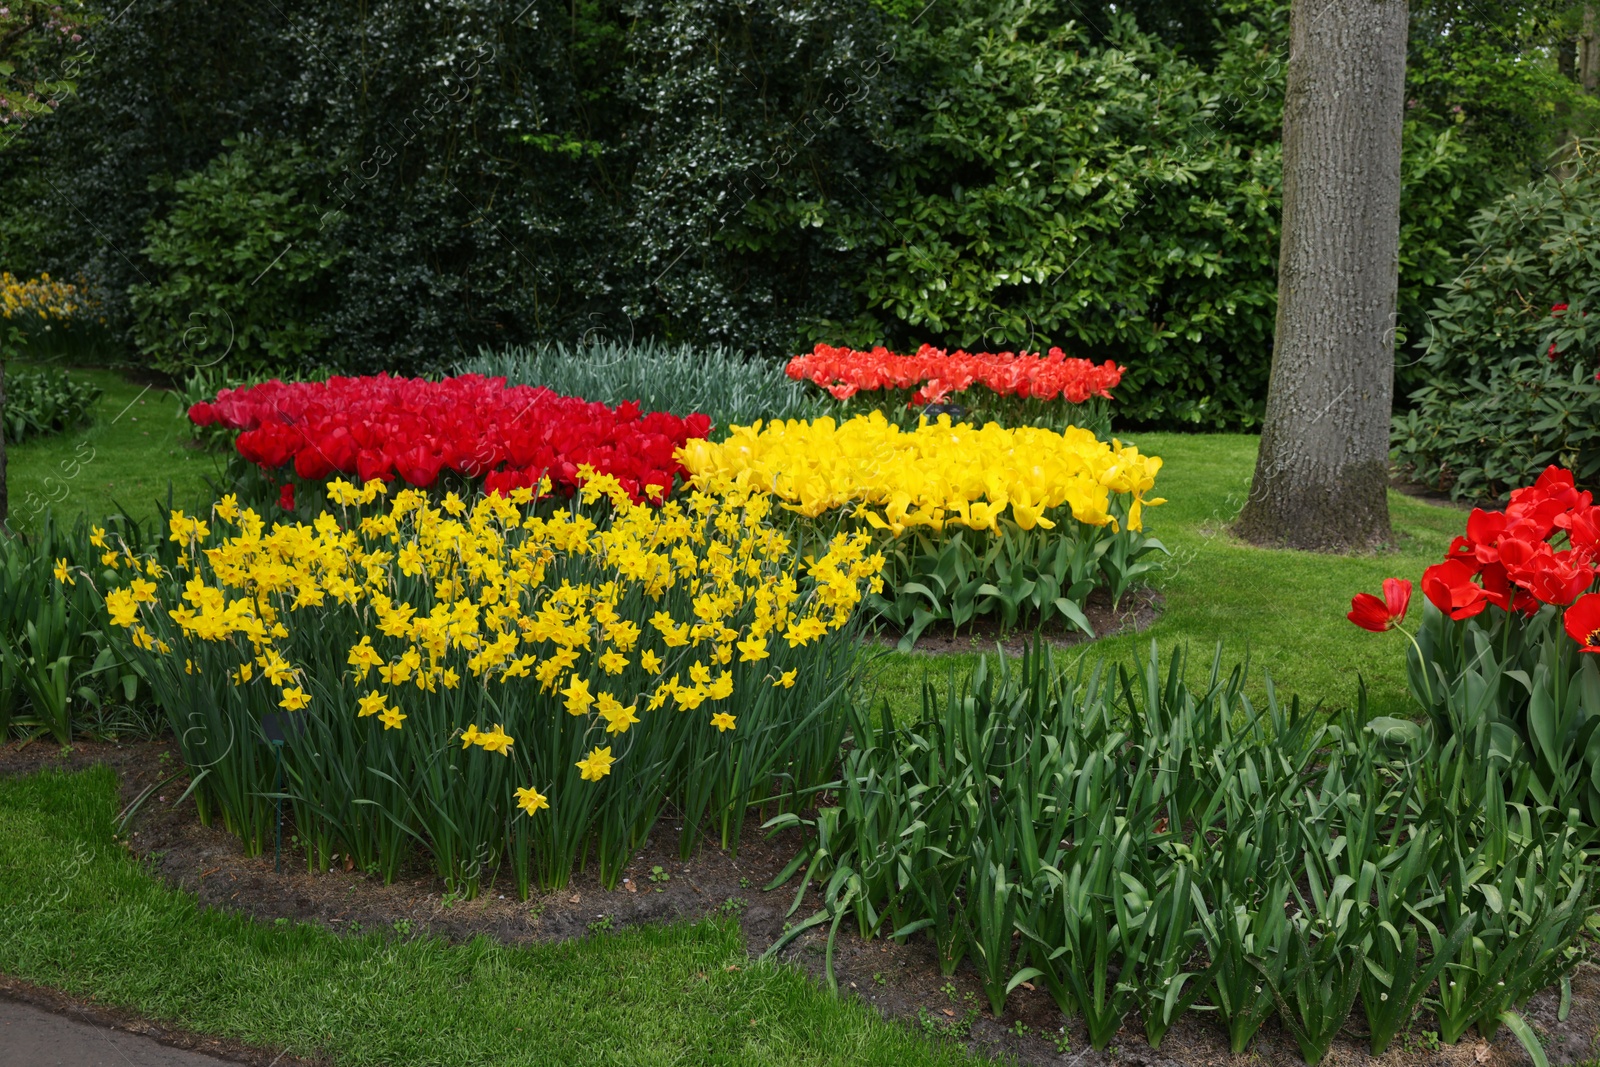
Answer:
xmin=0 ymin=271 xmax=97 ymax=322
xmin=101 ymin=469 xmax=883 ymax=815
xmin=677 ymin=411 xmax=1165 ymax=535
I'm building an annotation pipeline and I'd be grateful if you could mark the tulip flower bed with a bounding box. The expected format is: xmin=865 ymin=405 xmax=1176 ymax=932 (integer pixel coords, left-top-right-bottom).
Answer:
xmin=787 ymin=343 xmax=1124 ymax=432
xmin=1349 ymin=465 xmax=1600 ymax=826
xmin=772 ymin=645 xmax=1592 ymax=1066
xmin=93 ymin=472 xmax=882 ymax=896
xmin=187 ymin=373 xmax=712 ymax=507
xmin=679 ymin=412 xmax=1165 ymax=645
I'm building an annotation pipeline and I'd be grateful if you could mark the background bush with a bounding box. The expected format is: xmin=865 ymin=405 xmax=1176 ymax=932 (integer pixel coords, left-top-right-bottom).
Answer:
xmin=1391 ymin=141 xmax=1600 ymax=500
xmin=2 ymin=0 xmax=1593 ymax=427
xmin=129 ymin=137 xmax=341 ymax=376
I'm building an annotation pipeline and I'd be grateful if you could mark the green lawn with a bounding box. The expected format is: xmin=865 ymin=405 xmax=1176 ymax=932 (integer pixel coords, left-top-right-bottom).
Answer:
xmin=864 ymin=431 xmax=1465 ymax=721
xmin=4 ymin=362 xmax=218 ymax=534
xmin=0 ymin=766 xmax=973 ymax=1067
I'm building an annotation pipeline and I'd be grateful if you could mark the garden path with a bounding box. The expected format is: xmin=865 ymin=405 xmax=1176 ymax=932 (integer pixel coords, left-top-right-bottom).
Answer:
xmin=0 ymin=998 xmax=237 ymax=1067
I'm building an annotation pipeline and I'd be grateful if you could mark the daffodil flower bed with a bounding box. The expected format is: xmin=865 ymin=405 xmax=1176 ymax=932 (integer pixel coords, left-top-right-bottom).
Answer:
xmin=96 ymin=471 xmax=882 ymax=896
xmin=678 ymin=412 xmax=1167 ymax=644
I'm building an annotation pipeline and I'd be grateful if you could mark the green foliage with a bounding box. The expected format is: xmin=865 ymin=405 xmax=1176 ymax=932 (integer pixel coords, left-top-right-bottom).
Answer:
xmin=816 ymin=391 xmax=1113 ymax=438
xmin=1406 ymin=595 xmax=1600 ymax=826
xmin=849 ymin=1 xmax=1284 ymax=429
xmin=0 ymin=0 xmax=94 ymax=144
xmin=864 ymin=520 xmax=1165 ymax=648
xmin=13 ymin=0 xmax=1586 ymax=427
xmin=1392 ymin=143 xmax=1600 ymax=500
xmin=465 ymin=342 xmax=818 ymax=433
xmin=769 ymin=644 xmax=1590 ymax=1064
xmin=0 ymin=513 xmax=152 ymax=742
xmin=128 ymin=136 xmax=341 ymax=377
xmin=1 ymin=366 xmax=100 ymax=444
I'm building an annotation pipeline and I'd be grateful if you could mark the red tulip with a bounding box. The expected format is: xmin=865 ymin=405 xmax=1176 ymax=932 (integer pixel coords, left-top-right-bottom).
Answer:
xmin=786 ymin=343 xmax=1125 ymax=405
xmin=187 ymin=373 xmax=712 ymax=505
xmin=278 ymin=483 xmax=295 ymax=511
xmin=1565 ymin=593 xmax=1600 ymax=652
xmin=1348 ymin=578 xmax=1412 ymax=632
xmin=1422 ymin=559 xmax=1489 ymax=620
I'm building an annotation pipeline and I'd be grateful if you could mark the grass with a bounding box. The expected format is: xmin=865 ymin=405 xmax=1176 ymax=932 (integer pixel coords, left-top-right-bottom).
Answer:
xmin=0 ymin=766 xmax=974 ymax=1067
xmin=863 ymin=431 xmax=1465 ymax=721
xmin=3 ymin=361 xmax=218 ymax=535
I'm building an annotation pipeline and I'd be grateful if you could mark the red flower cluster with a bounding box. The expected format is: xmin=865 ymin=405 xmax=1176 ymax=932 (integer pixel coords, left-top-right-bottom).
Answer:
xmin=188 ymin=374 xmax=712 ymax=502
xmin=786 ymin=344 xmax=1125 ymax=407
xmin=1425 ymin=467 xmax=1597 ymax=619
xmin=1349 ymin=466 xmax=1600 ymax=651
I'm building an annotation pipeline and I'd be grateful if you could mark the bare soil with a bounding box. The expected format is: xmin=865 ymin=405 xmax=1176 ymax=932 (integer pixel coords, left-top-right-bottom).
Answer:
xmin=2 ymin=739 xmax=1597 ymax=1067
xmin=874 ymin=586 xmax=1164 ymax=657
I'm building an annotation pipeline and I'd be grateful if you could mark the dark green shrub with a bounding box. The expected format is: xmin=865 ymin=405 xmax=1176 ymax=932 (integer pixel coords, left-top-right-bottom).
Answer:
xmin=13 ymin=0 xmax=1592 ymax=427
xmin=128 ymin=137 xmax=340 ymax=377
xmin=1391 ymin=142 xmax=1600 ymax=500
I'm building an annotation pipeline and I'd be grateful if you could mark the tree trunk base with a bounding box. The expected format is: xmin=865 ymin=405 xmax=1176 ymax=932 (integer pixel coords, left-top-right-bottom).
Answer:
xmin=1233 ymin=458 xmax=1392 ymax=553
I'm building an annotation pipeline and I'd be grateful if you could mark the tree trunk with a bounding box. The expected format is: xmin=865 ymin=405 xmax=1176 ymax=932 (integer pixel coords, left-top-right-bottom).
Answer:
xmin=1235 ymin=0 xmax=1408 ymax=552
xmin=1582 ymin=5 xmax=1599 ymax=96
xmin=0 ymin=360 xmax=7 ymax=534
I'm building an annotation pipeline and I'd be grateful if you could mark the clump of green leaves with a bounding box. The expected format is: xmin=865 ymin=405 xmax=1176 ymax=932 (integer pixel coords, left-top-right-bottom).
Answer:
xmin=0 ymin=512 xmax=153 ymax=743
xmin=766 ymin=643 xmax=1593 ymax=1065
xmin=865 ymin=518 xmax=1165 ymax=648
xmin=2 ymin=368 xmax=100 ymax=446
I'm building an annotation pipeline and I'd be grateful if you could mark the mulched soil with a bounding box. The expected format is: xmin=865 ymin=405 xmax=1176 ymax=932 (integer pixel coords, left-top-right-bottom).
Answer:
xmin=873 ymin=586 xmax=1164 ymax=657
xmin=1387 ymin=472 xmax=1476 ymax=512
xmin=2 ymin=738 xmax=1596 ymax=1067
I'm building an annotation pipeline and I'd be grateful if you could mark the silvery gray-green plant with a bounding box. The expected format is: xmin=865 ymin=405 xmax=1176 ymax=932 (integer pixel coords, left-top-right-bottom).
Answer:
xmin=465 ymin=341 xmax=817 ymax=436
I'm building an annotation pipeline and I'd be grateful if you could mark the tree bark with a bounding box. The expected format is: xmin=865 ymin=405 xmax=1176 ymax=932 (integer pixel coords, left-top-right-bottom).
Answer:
xmin=0 ymin=360 xmax=8 ymax=534
xmin=1235 ymin=0 xmax=1408 ymax=552
xmin=1582 ymin=5 xmax=1599 ymax=96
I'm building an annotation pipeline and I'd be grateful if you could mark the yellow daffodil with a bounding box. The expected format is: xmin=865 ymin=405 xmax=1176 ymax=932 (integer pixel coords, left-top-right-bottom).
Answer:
xmin=562 ymin=676 xmax=594 ymax=716
xmin=598 ymin=693 xmax=640 ymax=735
xmin=577 ymin=745 xmax=615 ymax=781
xmin=476 ymin=724 xmax=514 ymax=755
xmin=515 ymin=786 xmax=549 ymax=815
